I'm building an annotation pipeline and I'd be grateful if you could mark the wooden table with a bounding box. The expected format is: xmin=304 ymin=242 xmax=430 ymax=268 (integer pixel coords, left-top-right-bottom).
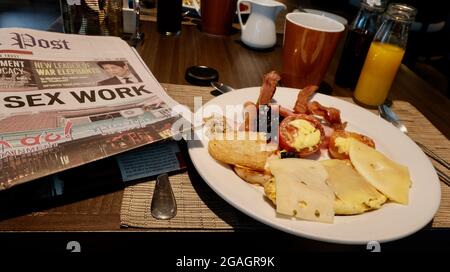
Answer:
xmin=0 ymin=21 xmax=449 ymax=250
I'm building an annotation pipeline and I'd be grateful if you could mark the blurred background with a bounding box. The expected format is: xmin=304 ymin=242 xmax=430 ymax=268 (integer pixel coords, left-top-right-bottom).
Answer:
xmin=0 ymin=0 xmax=448 ymax=97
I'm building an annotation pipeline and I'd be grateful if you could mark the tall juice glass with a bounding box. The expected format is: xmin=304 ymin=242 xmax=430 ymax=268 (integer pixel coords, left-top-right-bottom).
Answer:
xmin=354 ymin=3 xmax=416 ymax=107
xmin=354 ymin=42 xmax=404 ymax=105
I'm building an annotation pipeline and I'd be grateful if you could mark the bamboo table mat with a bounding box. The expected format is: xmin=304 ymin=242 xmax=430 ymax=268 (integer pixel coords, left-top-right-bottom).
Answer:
xmin=120 ymin=83 xmax=450 ymax=229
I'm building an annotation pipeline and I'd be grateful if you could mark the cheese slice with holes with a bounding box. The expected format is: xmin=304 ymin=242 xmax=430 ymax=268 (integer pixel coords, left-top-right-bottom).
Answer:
xmin=269 ymin=158 xmax=334 ymax=223
xmin=349 ymin=139 xmax=411 ymax=204
xmin=321 ymin=159 xmax=387 ymax=215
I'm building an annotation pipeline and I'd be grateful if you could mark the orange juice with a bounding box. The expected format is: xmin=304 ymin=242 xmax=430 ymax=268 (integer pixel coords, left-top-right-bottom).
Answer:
xmin=354 ymin=42 xmax=405 ymax=107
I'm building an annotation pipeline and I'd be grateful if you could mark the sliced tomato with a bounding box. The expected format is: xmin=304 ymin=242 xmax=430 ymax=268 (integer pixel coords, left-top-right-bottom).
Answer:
xmin=328 ymin=130 xmax=376 ymax=159
xmin=279 ymin=114 xmax=325 ymax=157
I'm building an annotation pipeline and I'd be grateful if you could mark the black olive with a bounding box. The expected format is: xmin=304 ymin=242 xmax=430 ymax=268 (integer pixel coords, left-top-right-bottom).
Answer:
xmin=281 ymin=151 xmax=298 ymax=159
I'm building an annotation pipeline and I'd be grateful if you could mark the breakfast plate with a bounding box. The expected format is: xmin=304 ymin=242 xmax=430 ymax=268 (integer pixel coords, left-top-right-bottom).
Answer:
xmin=187 ymin=87 xmax=441 ymax=244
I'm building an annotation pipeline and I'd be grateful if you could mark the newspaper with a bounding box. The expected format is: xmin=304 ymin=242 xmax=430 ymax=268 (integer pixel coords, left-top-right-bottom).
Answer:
xmin=0 ymin=28 xmax=189 ymax=190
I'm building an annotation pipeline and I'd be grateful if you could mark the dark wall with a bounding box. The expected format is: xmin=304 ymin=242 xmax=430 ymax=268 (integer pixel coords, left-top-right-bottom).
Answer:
xmin=0 ymin=0 xmax=61 ymax=30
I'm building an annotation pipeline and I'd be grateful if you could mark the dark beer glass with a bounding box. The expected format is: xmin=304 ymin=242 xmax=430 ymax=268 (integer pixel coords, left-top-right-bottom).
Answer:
xmin=157 ymin=0 xmax=182 ymax=35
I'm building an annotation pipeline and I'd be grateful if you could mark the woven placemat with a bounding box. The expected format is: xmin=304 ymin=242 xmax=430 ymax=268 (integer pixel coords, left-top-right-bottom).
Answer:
xmin=390 ymin=101 xmax=450 ymax=228
xmin=120 ymin=170 xmax=269 ymax=230
xmin=121 ymin=84 xmax=450 ymax=229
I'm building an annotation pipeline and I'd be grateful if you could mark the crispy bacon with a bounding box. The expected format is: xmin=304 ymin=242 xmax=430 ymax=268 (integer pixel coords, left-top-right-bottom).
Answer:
xmin=331 ymin=122 xmax=347 ymax=131
xmin=293 ymin=85 xmax=318 ymax=114
xmin=256 ymin=71 xmax=281 ymax=106
xmin=279 ymin=106 xmax=295 ymax=118
xmin=307 ymin=101 xmax=345 ymax=130
xmin=320 ymin=124 xmax=334 ymax=149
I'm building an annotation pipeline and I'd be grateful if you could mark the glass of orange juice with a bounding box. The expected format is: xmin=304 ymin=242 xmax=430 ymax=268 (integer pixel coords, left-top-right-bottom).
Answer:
xmin=353 ymin=3 xmax=416 ymax=107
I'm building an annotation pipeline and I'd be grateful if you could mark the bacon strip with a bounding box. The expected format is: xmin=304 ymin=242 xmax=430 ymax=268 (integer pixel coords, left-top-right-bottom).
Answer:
xmin=307 ymin=101 xmax=345 ymax=130
xmin=279 ymin=106 xmax=295 ymax=118
xmin=256 ymin=71 xmax=281 ymax=106
xmin=293 ymin=85 xmax=318 ymax=114
xmin=320 ymin=124 xmax=335 ymax=149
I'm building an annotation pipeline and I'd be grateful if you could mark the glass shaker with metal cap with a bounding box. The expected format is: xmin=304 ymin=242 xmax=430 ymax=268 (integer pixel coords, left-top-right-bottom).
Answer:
xmin=334 ymin=0 xmax=386 ymax=89
xmin=353 ymin=3 xmax=417 ymax=107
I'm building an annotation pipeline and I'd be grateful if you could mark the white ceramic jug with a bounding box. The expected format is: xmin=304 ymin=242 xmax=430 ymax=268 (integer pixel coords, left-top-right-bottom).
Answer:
xmin=237 ymin=0 xmax=286 ymax=49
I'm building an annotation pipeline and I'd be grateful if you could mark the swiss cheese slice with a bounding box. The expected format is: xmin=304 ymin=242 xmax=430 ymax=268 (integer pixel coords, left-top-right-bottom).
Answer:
xmin=349 ymin=139 xmax=411 ymax=204
xmin=269 ymin=158 xmax=334 ymax=223
xmin=321 ymin=159 xmax=387 ymax=215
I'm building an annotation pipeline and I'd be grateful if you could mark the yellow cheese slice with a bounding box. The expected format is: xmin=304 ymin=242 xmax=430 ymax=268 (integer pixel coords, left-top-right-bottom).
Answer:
xmin=349 ymin=139 xmax=411 ymax=204
xmin=321 ymin=159 xmax=387 ymax=215
xmin=269 ymin=158 xmax=334 ymax=223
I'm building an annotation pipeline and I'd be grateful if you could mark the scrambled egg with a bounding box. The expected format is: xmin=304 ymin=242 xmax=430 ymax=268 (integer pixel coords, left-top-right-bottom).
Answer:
xmin=334 ymin=137 xmax=352 ymax=155
xmin=264 ymin=178 xmax=277 ymax=205
xmin=289 ymin=119 xmax=320 ymax=151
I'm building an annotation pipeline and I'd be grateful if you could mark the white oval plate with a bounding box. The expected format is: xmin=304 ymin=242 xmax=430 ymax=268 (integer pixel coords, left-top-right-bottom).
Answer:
xmin=187 ymin=87 xmax=441 ymax=244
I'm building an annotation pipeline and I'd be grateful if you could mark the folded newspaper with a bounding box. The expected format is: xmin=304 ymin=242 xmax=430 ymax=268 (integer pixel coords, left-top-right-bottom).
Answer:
xmin=0 ymin=28 xmax=191 ymax=190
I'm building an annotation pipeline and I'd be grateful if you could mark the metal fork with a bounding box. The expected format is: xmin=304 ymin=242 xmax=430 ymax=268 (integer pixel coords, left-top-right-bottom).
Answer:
xmin=379 ymin=104 xmax=450 ymax=186
xmin=414 ymin=141 xmax=450 ymax=170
